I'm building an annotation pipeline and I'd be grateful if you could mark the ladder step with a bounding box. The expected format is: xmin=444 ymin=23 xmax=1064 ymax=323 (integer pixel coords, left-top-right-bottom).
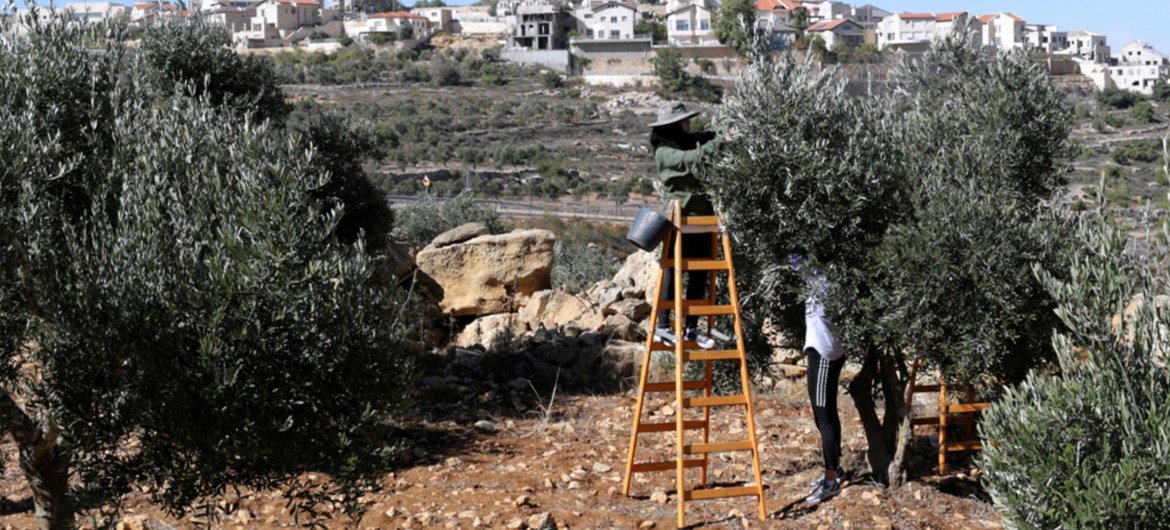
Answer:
xmin=911 ymin=417 xmax=940 ymax=426
xmin=944 ymin=441 xmax=984 ymax=451
xmin=683 ymin=440 xmax=753 ymax=455
xmin=649 ymin=341 xmax=702 ymax=351
xmin=644 ymin=380 xmax=707 ymax=392
xmin=656 ymin=299 xmax=714 ymax=311
xmin=910 ymin=384 xmax=941 ymax=393
xmin=680 ymin=215 xmax=720 ymax=226
xmin=685 ymin=485 xmax=761 ymax=501
xmin=630 ymin=459 xmax=705 ymax=473
xmin=682 ymin=350 xmax=741 ymax=362
xmin=662 ymin=259 xmax=730 ymax=271
xmin=683 ymin=395 xmax=747 ymax=408
xmin=687 ymin=305 xmax=737 ymax=317
xmin=637 ymin=420 xmax=707 ymax=433
xmin=947 ymin=403 xmax=990 ymax=414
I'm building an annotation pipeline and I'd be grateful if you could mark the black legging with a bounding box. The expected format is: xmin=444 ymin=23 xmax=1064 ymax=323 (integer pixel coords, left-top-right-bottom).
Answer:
xmin=657 ymin=233 xmax=712 ymax=329
xmin=807 ymin=348 xmax=845 ymax=473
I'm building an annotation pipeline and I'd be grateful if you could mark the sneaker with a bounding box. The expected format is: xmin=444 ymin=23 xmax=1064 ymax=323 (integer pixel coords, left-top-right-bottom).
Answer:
xmin=805 ymin=478 xmax=842 ymax=505
xmin=808 ymin=468 xmax=848 ymax=488
xmin=684 ymin=327 xmax=716 ymax=349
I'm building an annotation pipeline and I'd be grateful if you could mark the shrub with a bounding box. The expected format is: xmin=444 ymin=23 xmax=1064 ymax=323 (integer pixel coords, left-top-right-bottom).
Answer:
xmin=1103 ymin=112 xmax=1126 ymax=128
xmin=712 ymin=0 xmax=757 ymax=54
xmin=982 ymin=207 xmax=1170 ymax=529
xmin=480 ymin=62 xmax=505 ymax=85
xmin=0 ymin=15 xmax=413 ymax=527
xmin=339 ymin=35 xmax=353 ymax=46
xmin=392 ymin=194 xmax=505 ymax=245
xmin=1131 ymin=100 xmax=1156 ymax=123
xmin=1111 ymin=139 xmax=1160 ymax=165
xmin=430 ymin=59 xmax=462 ymax=86
xmin=1154 ymin=81 xmax=1170 ymax=102
xmin=551 ymin=241 xmax=620 ymax=293
xmin=366 ymin=32 xmax=393 ymax=45
xmin=1097 ymin=87 xmax=1141 ymax=110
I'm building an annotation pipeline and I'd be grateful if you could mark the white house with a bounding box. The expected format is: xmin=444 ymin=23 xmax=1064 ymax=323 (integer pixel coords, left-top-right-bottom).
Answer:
xmin=1066 ymin=30 xmax=1110 ymax=62
xmin=1110 ymin=41 xmax=1170 ymax=94
xmin=1024 ymin=23 xmax=1068 ymax=53
xmin=801 ymin=0 xmax=850 ymax=23
xmin=64 ymin=2 xmax=129 ymax=23
xmin=367 ymin=11 xmax=429 ymax=38
xmin=932 ymin=12 xmax=968 ymax=39
xmin=130 ymin=1 xmax=178 ymax=25
xmin=413 ymin=7 xmax=452 ymax=33
xmin=754 ymin=0 xmax=803 ymax=47
xmin=575 ymin=1 xmax=636 ymax=40
xmin=875 ymin=12 xmax=935 ymax=50
xmin=978 ymin=12 xmax=1026 ymax=51
xmin=238 ymin=0 xmax=325 ymax=45
xmin=806 ymin=17 xmax=863 ymax=48
xmin=205 ymin=6 xmax=254 ymax=32
xmin=666 ymin=0 xmax=717 ymax=46
xmin=849 ymin=3 xmax=890 ymax=30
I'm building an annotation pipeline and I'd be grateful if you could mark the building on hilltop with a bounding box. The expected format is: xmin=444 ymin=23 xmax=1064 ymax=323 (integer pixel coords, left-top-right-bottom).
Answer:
xmin=574 ymin=0 xmax=636 ymax=40
xmin=806 ymin=18 xmax=864 ymax=49
xmin=849 ymin=3 xmax=890 ymax=31
xmin=1024 ymin=23 xmax=1068 ymax=54
xmin=412 ymin=7 xmax=453 ymax=33
xmin=1065 ymin=30 xmax=1110 ymax=62
xmin=665 ymin=0 xmax=718 ymax=46
xmin=63 ymin=2 xmax=129 ymax=23
xmin=365 ymin=10 xmax=429 ymax=39
xmin=754 ymin=0 xmax=803 ymax=49
xmin=510 ymin=2 xmax=569 ymax=50
xmin=978 ymin=12 xmax=1026 ymax=50
xmin=875 ymin=12 xmax=935 ymax=51
xmin=801 ymin=0 xmax=850 ymax=23
xmin=1109 ymin=41 xmax=1170 ymax=94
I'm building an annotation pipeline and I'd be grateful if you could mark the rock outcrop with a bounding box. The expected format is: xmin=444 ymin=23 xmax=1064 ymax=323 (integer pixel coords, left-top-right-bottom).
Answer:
xmin=416 ymin=229 xmax=555 ymax=317
xmin=612 ymin=250 xmax=659 ymax=304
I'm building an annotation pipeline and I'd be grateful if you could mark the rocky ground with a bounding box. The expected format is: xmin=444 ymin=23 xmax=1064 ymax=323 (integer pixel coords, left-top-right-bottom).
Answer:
xmin=0 ymin=379 xmax=1002 ymax=530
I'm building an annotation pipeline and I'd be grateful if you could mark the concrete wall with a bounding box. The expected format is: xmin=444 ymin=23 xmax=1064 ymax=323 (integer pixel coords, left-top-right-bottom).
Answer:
xmin=579 ymin=74 xmax=658 ymax=88
xmin=501 ymin=49 xmax=572 ymax=72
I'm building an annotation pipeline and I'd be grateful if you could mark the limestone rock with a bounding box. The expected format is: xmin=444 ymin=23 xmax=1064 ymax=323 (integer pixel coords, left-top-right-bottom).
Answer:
xmin=612 ymin=250 xmax=660 ymax=304
xmin=431 ymin=222 xmax=489 ymax=248
xmin=416 ymin=229 xmax=555 ymax=316
xmin=608 ymin=298 xmax=651 ymax=321
xmin=371 ymin=241 xmax=416 ymax=286
xmin=602 ymin=314 xmax=642 ymax=341
xmin=541 ymin=290 xmax=604 ymax=331
xmin=525 ymin=512 xmax=555 ymax=530
xmin=518 ymin=290 xmax=553 ymax=332
xmin=454 ymin=314 xmax=526 ymax=351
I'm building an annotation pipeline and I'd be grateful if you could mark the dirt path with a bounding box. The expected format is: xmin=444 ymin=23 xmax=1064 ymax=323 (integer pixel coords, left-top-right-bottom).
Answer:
xmin=0 ymin=384 xmax=1002 ymax=529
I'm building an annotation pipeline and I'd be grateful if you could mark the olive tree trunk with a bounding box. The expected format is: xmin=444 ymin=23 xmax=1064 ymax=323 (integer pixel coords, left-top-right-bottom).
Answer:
xmin=0 ymin=390 xmax=74 ymax=530
xmin=846 ymin=348 xmax=912 ymax=486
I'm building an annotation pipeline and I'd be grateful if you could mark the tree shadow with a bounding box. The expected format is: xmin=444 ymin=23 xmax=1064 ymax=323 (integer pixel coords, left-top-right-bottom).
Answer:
xmin=0 ymin=496 xmax=32 ymax=515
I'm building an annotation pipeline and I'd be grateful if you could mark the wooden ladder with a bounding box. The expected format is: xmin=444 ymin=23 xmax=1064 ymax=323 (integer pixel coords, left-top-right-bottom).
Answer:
xmin=906 ymin=360 xmax=991 ymax=474
xmin=621 ymin=202 xmax=766 ymax=528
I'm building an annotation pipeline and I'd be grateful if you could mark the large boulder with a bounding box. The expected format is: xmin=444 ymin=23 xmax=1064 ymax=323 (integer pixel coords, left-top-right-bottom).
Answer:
xmin=612 ymin=250 xmax=660 ymax=304
xmin=541 ymin=290 xmax=604 ymax=331
xmin=518 ymin=289 xmax=553 ymax=333
xmin=416 ymin=229 xmax=555 ymax=316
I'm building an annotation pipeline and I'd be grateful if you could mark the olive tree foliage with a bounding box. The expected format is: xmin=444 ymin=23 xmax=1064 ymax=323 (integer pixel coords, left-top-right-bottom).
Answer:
xmin=981 ymin=202 xmax=1170 ymax=529
xmin=710 ymin=35 xmax=1074 ymax=484
xmin=1 ymin=11 xmax=412 ymax=529
xmin=711 ymin=0 xmax=757 ymax=54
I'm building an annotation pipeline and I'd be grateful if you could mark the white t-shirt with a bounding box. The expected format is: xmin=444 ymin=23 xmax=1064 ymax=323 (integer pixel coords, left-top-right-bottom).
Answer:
xmin=788 ymin=254 xmax=845 ymax=361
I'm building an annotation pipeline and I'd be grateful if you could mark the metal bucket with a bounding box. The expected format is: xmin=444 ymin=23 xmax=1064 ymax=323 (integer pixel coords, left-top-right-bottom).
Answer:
xmin=626 ymin=206 xmax=671 ymax=251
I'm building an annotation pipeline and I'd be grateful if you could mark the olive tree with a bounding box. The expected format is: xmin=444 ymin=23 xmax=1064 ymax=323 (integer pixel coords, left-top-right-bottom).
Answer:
xmin=710 ymin=36 xmax=1073 ymax=483
xmin=1 ymin=12 xmax=412 ymax=529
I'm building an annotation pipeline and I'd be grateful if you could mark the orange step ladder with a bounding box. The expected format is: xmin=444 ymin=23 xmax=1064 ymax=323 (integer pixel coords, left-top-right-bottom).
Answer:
xmin=622 ymin=202 xmax=766 ymax=528
xmin=906 ymin=360 xmax=991 ymax=474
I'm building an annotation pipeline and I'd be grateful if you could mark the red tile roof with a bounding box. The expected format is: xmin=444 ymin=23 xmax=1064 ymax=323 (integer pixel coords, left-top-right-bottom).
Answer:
xmin=369 ymin=10 xmax=427 ymax=19
xmin=808 ymin=18 xmax=855 ymax=31
xmin=755 ymin=0 xmax=805 ymax=12
xmin=935 ymin=12 xmax=965 ymax=22
xmin=979 ymin=12 xmax=1025 ymax=24
xmin=277 ymin=0 xmax=321 ymax=5
xmin=899 ymin=13 xmax=935 ymax=20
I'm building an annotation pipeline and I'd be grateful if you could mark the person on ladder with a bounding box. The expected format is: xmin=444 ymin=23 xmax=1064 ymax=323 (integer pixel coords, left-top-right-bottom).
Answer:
xmin=648 ymin=102 xmax=721 ymax=349
xmin=789 ymin=253 xmax=848 ymax=505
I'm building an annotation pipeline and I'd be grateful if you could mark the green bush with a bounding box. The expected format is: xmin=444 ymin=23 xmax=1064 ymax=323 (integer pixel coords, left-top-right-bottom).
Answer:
xmin=1131 ymin=100 xmax=1156 ymax=123
xmin=982 ymin=208 xmax=1170 ymax=529
xmin=1097 ymin=87 xmax=1142 ymax=110
xmin=551 ymin=241 xmax=620 ymax=293
xmin=1152 ymin=81 xmax=1170 ymax=102
xmin=430 ymin=59 xmax=462 ymax=86
xmin=1103 ymin=112 xmax=1127 ymax=128
xmin=392 ymin=194 xmax=505 ymax=245
xmin=540 ymin=70 xmax=564 ymax=89
xmin=0 ymin=15 xmax=412 ymax=526
xmin=339 ymin=35 xmax=353 ymax=46
xmin=1111 ymin=139 xmax=1160 ymax=165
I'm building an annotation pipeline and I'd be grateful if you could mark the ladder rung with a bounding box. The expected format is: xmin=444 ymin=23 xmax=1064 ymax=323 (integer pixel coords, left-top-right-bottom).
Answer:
xmin=679 ymin=225 xmax=721 ymax=234
xmin=683 ymin=440 xmax=753 ymax=455
xmin=947 ymin=403 xmax=990 ymax=413
xmin=944 ymin=441 xmax=984 ymax=451
xmin=683 ymin=395 xmax=747 ymax=408
xmin=680 ymin=215 xmax=720 ymax=226
xmin=911 ymin=384 xmax=941 ymax=393
xmin=644 ymin=380 xmax=707 ymax=392
xmin=656 ymin=299 xmax=713 ymax=311
xmin=630 ymin=459 xmax=706 ymax=473
xmin=662 ymin=259 xmax=730 ymax=271
xmin=649 ymin=341 xmax=702 ymax=351
xmin=911 ymin=416 xmax=940 ymax=425
xmin=685 ymin=485 xmax=761 ymax=501
xmin=682 ymin=350 xmax=741 ymax=362
xmin=636 ymin=420 xmax=707 ymax=433
xmin=687 ymin=305 xmax=736 ymax=316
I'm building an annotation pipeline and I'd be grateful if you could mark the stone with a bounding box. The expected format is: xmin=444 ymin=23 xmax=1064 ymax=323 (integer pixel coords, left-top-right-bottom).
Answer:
xmin=621 ymin=287 xmax=645 ymax=300
xmin=506 ymin=518 xmax=525 ymax=530
xmin=600 ymin=340 xmax=644 ymax=380
xmin=474 ymin=420 xmax=497 ymax=432
xmin=115 ymin=516 xmax=148 ymax=530
xmin=541 ymin=290 xmax=604 ymax=331
xmin=431 ymin=222 xmax=489 ymax=248
xmin=639 ymin=521 xmax=656 ymax=529
xmin=609 ymin=298 xmax=652 ymax=321
xmin=525 ymin=512 xmax=555 ymax=530
xmin=650 ymin=489 xmax=669 ymax=504
xmin=416 ymin=229 xmax=555 ymax=317
xmin=592 ymin=462 xmax=612 ymax=473
xmin=518 ymin=290 xmax=553 ymax=332
xmin=612 ymin=250 xmax=660 ymax=304
xmin=602 ymin=314 xmax=641 ymax=341
xmin=454 ymin=314 xmax=526 ymax=351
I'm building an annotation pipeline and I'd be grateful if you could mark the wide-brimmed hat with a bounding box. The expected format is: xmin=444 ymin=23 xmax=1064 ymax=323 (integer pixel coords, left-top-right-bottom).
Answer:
xmin=648 ymin=102 xmax=700 ymax=128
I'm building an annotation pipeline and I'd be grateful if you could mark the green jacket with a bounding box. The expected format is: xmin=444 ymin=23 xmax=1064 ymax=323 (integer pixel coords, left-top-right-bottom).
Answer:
xmin=655 ymin=138 xmax=720 ymax=215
